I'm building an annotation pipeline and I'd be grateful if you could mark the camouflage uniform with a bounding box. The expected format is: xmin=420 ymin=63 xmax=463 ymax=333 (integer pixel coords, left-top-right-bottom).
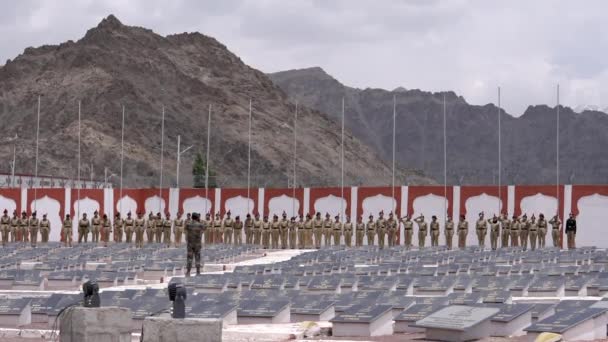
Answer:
xmin=185 ymin=214 xmax=206 ymax=276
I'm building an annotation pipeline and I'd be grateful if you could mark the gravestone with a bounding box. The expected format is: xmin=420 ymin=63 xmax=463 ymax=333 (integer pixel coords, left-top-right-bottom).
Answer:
xmin=413 ymin=305 xmax=500 ymax=342
xmin=0 ymin=298 xmax=31 ymax=327
xmin=525 ymin=307 xmax=608 ymax=341
xmin=330 ymin=304 xmax=394 ymax=337
xmin=394 ymin=303 xmax=446 ymax=333
xmin=486 ymin=303 xmax=534 ymax=337
xmin=237 ymin=299 xmax=290 ymax=324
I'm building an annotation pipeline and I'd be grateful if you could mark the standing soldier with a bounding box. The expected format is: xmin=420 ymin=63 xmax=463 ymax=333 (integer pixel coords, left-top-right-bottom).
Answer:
xmin=298 ymin=215 xmax=308 ymax=248
xmin=223 ymin=211 xmax=234 ymax=245
xmin=173 ymin=213 xmax=185 ymax=246
xmin=313 ymin=212 xmax=323 ymax=248
xmin=549 ymin=214 xmax=562 ymax=248
xmin=91 ymin=211 xmax=101 ymax=244
xmin=135 ymin=212 xmax=145 ymax=248
xmin=233 ymin=216 xmax=243 ymax=245
xmin=343 ymin=216 xmax=353 ymax=247
xmin=245 ymin=214 xmax=254 ymax=245
xmin=124 ymin=212 xmax=135 ymax=244
xmin=279 ymin=212 xmax=289 ymax=249
xmin=40 ymin=214 xmax=50 ymax=244
xmin=429 ymin=215 xmax=440 ymax=247
xmin=355 ymin=216 xmax=365 ymax=247
xmin=475 ymin=213 xmax=487 ymax=248
xmin=253 ymin=213 xmax=262 ymax=245
xmin=185 ymin=212 xmax=205 ymax=277
xmin=62 ymin=214 xmax=73 ymax=247
xmin=445 ymin=216 xmax=454 ymax=250
xmin=323 ymin=213 xmax=332 ymax=247
xmin=10 ymin=211 xmax=19 ymax=242
xmin=519 ymin=214 xmax=529 ymax=250
xmin=162 ymin=213 xmax=172 ymax=247
xmin=500 ymin=214 xmax=511 ymax=248
xmin=261 ymin=216 xmax=271 ymax=249
xmin=332 ymin=215 xmax=342 ymax=246
xmin=288 ymin=217 xmax=297 ymax=249
xmin=154 ymin=213 xmax=163 ymax=243
xmin=114 ymin=213 xmax=124 ymax=243
xmin=78 ymin=213 xmax=90 ymax=244
xmin=270 ymin=214 xmax=280 ymax=249
xmin=376 ymin=211 xmax=386 ymax=249
xmin=203 ymin=213 xmax=211 ymax=244
xmin=565 ymin=213 xmax=576 ymax=249
xmin=303 ymin=214 xmax=313 ymax=248
xmin=457 ymin=214 xmax=468 ymax=249
xmin=528 ymin=215 xmax=538 ymax=250
xmin=19 ymin=211 xmax=29 ymax=243
xmin=29 ymin=212 xmax=40 ymax=247
xmin=414 ymin=214 xmax=428 ymax=248
xmin=386 ymin=212 xmax=397 ymax=247
xmin=101 ymin=214 xmax=111 ymax=247
xmin=488 ymin=215 xmax=500 ymax=250
xmin=146 ymin=212 xmax=155 ymax=244
xmin=401 ymin=215 xmax=414 ymax=249
xmin=213 ymin=213 xmax=223 ymax=243
xmin=510 ymin=215 xmax=520 ymax=247
xmin=366 ymin=215 xmax=376 ymax=246
xmin=537 ymin=214 xmax=548 ymax=248
xmin=0 ymin=210 xmax=9 ymax=246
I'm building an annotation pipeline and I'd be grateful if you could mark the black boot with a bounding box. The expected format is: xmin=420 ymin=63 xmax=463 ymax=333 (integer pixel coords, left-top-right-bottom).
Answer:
xmin=196 ymin=265 xmax=201 ymax=275
xmin=186 ymin=263 xmax=192 ymax=277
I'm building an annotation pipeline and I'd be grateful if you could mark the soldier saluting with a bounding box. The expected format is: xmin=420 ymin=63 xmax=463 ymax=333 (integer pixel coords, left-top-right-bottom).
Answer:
xmin=549 ymin=214 xmax=562 ymax=248
xmin=414 ymin=214 xmax=427 ymax=248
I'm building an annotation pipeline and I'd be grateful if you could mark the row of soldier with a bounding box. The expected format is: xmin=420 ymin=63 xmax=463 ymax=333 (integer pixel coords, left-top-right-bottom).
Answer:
xmin=1 ymin=208 xmax=578 ymax=250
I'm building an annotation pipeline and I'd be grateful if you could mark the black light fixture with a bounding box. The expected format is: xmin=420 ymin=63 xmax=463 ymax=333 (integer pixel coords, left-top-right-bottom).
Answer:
xmin=83 ymin=280 xmax=100 ymax=308
xmin=168 ymin=282 xmax=187 ymax=319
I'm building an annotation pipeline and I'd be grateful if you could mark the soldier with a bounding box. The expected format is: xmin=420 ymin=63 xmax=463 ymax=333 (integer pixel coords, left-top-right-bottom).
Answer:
xmin=510 ymin=215 xmax=520 ymax=247
xmin=332 ymin=215 xmax=342 ymax=246
xmin=146 ymin=212 xmax=155 ymax=244
xmin=520 ymin=214 xmax=529 ymax=250
xmin=135 ymin=212 xmax=145 ymax=248
xmin=376 ymin=211 xmax=386 ymax=249
xmin=261 ymin=216 xmax=271 ymax=249
xmin=0 ymin=210 xmax=9 ymax=246
xmin=414 ymin=214 xmax=428 ymax=248
xmin=288 ymin=217 xmax=297 ymax=249
xmin=323 ymin=213 xmax=332 ymax=247
xmin=253 ymin=213 xmax=262 ymax=245
xmin=401 ymin=215 xmax=414 ymax=249
xmin=162 ymin=213 xmax=172 ymax=247
xmin=488 ymin=215 xmax=500 ymax=250
xmin=223 ymin=211 xmax=234 ymax=244
xmin=296 ymin=216 xmax=305 ymax=249
xmin=102 ymin=214 xmax=111 ymax=247
xmin=549 ymin=214 xmax=562 ymax=248
xmin=185 ymin=212 xmax=206 ymax=277
xmin=528 ymin=215 xmax=539 ymax=250
xmin=565 ymin=213 xmax=577 ymax=249
xmin=40 ymin=214 xmax=50 ymax=244
xmin=155 ymin=213 xmax=163 ymax=243
xmin=114 ymin=213 xmax=124 ymax=242
xmin=91 ymin=211 xmax=101 ymax=243
xmin=355 ymin=216 xmax=365 ymax=247
xmin=386 ymin=212 xmax=398 ymax=247
xmin=213 ymin=213 xmax=223 ymax=243
xmin=62 ymin=214 xmax=73 ymax=247
xmin=19 ymin=211 xmax=29 ymax=243
xmin=233 ymin=216 xmax=243 ymax=245
xmin=445 ymin=216 xmax=454 ymax=250
xmin=313 ymin=212 xmax=323 ymax=248
xmin=429 ymin=215 xmax=440 ymax=247
xmin=280 ymin=212 xmax=289 ymax=249
xmin=78 ymin=213 xmax=90 ymax=244
xmin=29 ymin=211 xmax=40 ymax=247
xmin=499 ymin=214 xmax=511 ymax=248
xmin=366 ymin=215 xmax=376 ymax=246
xmin=457 ymin=214 xmax=468 ymax=249
xmin=10 ymin=210 xmax=19 ymax=242
xmin=173 ymin=213 xmax=185 ymax=246
xmin=245 ymin=214 xmax=254 ymax=245
xmin=537 ymin=213 xmax=548 ymax=248
xmin=475 ymin=212 xmax=487 ymax=248
xmin=270 ymin=214 xmax=280 ymax=249
xmin=343 ymin=216 xmax=353 ymax=247
xmin=124 ymin=212 xmax=135 ymax=244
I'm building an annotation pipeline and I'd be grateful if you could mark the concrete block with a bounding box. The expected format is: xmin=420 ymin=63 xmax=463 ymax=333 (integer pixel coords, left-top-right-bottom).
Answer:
xmin=142 ymin=317 xmax=222 ymax=342
xmin=60 ymin=306 xmax=132 ymax=342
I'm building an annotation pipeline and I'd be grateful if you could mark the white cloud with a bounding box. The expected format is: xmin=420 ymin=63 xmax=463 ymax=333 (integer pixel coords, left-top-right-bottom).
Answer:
xmin=0 ymin=0 xmax=607 ymax=115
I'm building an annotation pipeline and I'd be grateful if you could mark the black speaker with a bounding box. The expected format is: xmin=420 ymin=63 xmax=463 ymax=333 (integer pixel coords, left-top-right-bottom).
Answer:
xmin=83 ymin=280 xmax=100 ymax=308
xmin=168 ymin=283 xmax=187 ymax=319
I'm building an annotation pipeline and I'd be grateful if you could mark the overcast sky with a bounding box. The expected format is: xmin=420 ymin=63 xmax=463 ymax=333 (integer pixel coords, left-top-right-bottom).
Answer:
xmin=1 ymin=0 xmax=607 ymax=115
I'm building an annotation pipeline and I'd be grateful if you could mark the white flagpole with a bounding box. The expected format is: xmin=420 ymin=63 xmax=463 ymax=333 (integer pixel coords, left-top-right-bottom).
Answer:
xmin=498 ymin=87 xmax=501 ymax=215
xmin=341 ymin=97 xmax=345 ymax=222
xmin=293 ymin=102 xmax=298 ymax=218
xmin=443 ymin=94 xmax=447 ymax=221
xmin=556 ymin=84 xmax=560 ymax=217
xmin=34 ymin=95 xmax=41 ymax=213
xmin=392 ymin=95 xmax=396 ymax=208
xmin=159 ymin=106 xmax=165 ymax=214
xmin=247 ymin=99 xmax=252 ymax=215
xmin=119 ymin=106 xmax=125 ymax=216
xmin=205 ymin=105 xmax=211 ymax=215
xmin=77 ymin=100 xmax=81 ymax=220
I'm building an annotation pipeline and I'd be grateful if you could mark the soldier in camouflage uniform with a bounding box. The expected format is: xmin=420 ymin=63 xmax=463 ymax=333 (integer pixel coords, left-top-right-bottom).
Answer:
xmin=355 ymin=216 xmax=365 ymax=247
xmin=91 ymin=211 xmax=101 ymax=244
xmin=78 ymin=213 xmax=90 ymax=244
xmin=62 ymin=214 xmax=73 ymax=247
xmin=40 ymin=214 xmax=50 ymax=244
xmin=0 ymin=210 xmax=9 ymax=246
xmin=29 ymin=211 xmax=40 ymax=247
xmin=185 ymin=212 xmax=205 ymax=277
xmin=135 ymin=212 xmax=145 ymax=248
xmin=366 ymin=215 xmax=376 ymax=246
xmin=124 ymin=212 xmax=135 ymax=244
xmin=414 ymin=214 xmax=428 ymax=248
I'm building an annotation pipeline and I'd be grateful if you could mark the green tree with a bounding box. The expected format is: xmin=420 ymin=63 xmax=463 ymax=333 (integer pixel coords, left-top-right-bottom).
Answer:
xmin=192 ymin=152 xmax=216 ymax=188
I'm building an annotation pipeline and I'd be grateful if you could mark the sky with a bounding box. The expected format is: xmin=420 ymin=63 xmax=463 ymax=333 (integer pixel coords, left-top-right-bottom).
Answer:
xmin=1 ymin=0 xmax=607 ymax=116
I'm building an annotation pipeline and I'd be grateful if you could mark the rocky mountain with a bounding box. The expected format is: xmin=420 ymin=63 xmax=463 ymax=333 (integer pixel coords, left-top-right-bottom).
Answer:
xmin=0 ymin=15 xmax=433 ymax=188
xmin=269 ymin=67 xmax=608 ymax=185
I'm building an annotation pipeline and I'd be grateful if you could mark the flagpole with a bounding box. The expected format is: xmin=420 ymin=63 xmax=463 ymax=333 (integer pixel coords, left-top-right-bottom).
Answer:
xmin=34 ymin=95 xmax=41 ymax=213
xmin=159 ymin=106 xmax=165 ymax=214
xmin=340 ymin=97 xmax=345 ymax=222
xmin=556 ymin=84 xmax=560 ymax=217
xmin=205 ymin=105 xmax=211 ymax=215
xmin=498 ymin=87 xmax=501 ymax=215
xmin=77 ymin=100 xmax=81 ymax=220
xmin=443 ymin=93 xmax=447 ymax=222
xmin=293 ymin=101 xmax=298 ymax=218
xmin=119 ymin=106 xmax=125 ymax=216
xmin=392 ymin=95 xmax=396 ymax=208
xmin=247 ymin=99 xmax=252 ymax=215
